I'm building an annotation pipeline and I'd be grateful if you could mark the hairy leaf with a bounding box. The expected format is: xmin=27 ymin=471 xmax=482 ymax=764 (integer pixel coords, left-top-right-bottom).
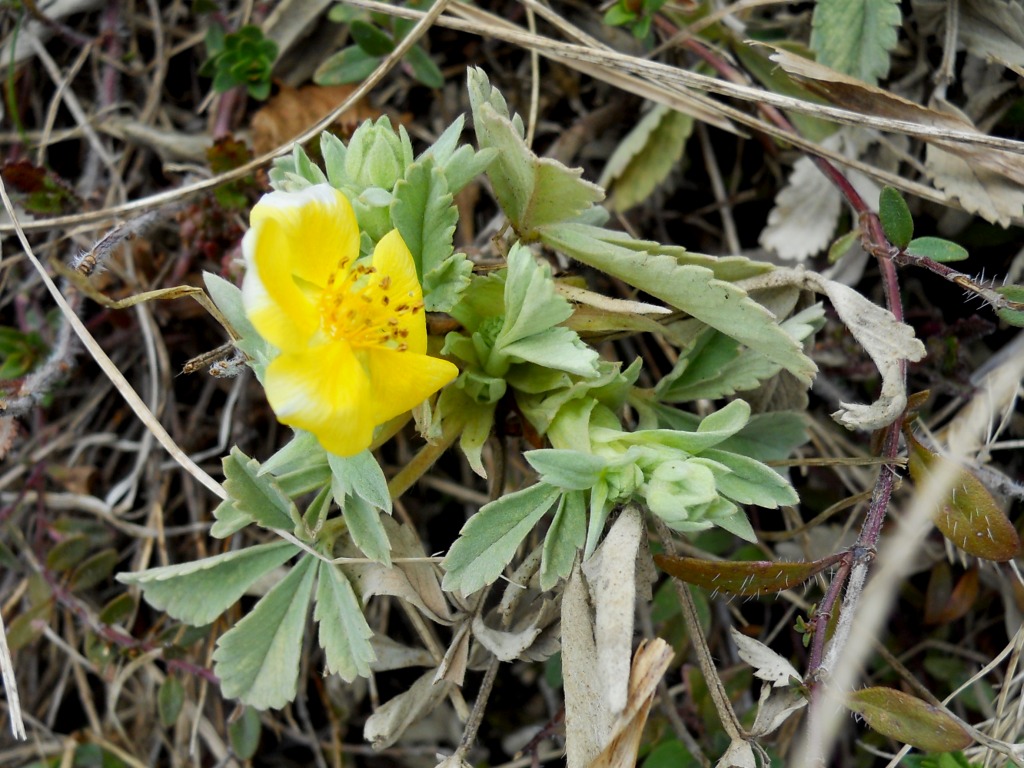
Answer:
xmin=906 ymin=236 xmax=968 ymax=263
xmin=315 ymin=561 xmax=376 ymax=681
xmin=339 ymin=495 xmax=392 ymax=566
xmin=539 ymin=223 xmax=816 ymax=384
xmin=906 ymin=433 xmax=1021 ymax=561
xmin=878 ymin=186 xmax=914 ymax=249
xmin=220 ymin=447 xmax=298 ymax=533
xmin=847 ymin=687 xmax=973 ymax=752
xmin=328 ymin=451 xmax=391 ymax=514
xmin=213 ymin=554 xmax=317 ymax=710
xmin=655 ymin=553 xmax=838 ymax=596
xmin=810 ymin=0 xmax=902 ymax=85
xmin=117 ymin=541 xmax=298 ymax=626
xmin=540 ymin=491 xmax=586 ymax=590
xmin=442 ymin=483 xmax=562 ymax=595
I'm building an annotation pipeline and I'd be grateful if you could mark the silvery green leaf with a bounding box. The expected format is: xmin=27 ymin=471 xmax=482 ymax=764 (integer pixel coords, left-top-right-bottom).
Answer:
xmin=321 ymin=132 xmax=349 ymax=188
xmin=442 ymin=483 xmax=562 ymax=595
xmin=698 ymin=449 xmax=798 ymax=508
xmin=315 ymin=561 xmax=375 ymax=681
xmin=540 ymin=491 xmax=586 ymax=590
xmin=340 ymin=495 xmax=391 ymax=566
xmin=203 ymin=272 xmax=268 ymax=362
xmin=260 ymin=430 xmax=324 ymax=476
xmin=328 ymin=451 xmax=391 ymax=513
xmin=213 ymin=554 xmax=317 ymax=709
xmin=525 ymin=449 xmax=607 ymax=490
xmin=220 ymin=447 xmax=299 ymax=533
xmin=117 ymin=541 xmax=298 ymax=626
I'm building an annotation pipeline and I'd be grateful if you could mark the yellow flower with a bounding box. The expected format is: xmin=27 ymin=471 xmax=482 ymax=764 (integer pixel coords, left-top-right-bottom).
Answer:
xmin=241 ymin=185 xmax=458 ymax=457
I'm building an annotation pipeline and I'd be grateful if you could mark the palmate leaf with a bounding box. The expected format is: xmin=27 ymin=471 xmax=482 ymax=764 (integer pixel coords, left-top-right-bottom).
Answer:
xmin=539 ymin=223 xmax=816 ymax=384
xmin=213 ymin=554 xmax=317 ymax=710
xmin=116 ymin=541 xmax=299 ymax=626
xmin=215 ymin=447 xmax=298 ymax=537
xmin=810 ymin=0 xmax=902 ymax=86
xmin=467 ymin=68 xmax=603 ymax=234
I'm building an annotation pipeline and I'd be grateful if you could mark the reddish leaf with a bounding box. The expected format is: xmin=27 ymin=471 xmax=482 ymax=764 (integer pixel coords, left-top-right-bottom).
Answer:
xmin=847 ymin=687 xmax=972 ymax=753
xmin=654 ymin=553 xmax=840 ymax=597
xmin=924 ymin=563 xmax=979 ymax=625
xmin=907 ymin=433 xmax=1021 ymax=562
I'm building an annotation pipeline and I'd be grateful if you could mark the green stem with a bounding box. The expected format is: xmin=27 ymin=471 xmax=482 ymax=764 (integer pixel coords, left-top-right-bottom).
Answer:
xmin=387 ymin=409 xmax=467 ymax=500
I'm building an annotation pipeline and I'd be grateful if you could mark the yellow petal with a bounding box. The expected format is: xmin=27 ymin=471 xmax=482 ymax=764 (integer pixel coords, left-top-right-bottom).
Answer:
xmin=364 ymin=346 xmax=459 ymax=423
xmin=263 ymin=340 xmax=377 ymax=457
xmin=250 ymin=185 xmax=360 ymax=289
xmin=243 ymin=218 xmax=319 ymax=350
xmin=370 ymin=230 xmax=427 ymax=353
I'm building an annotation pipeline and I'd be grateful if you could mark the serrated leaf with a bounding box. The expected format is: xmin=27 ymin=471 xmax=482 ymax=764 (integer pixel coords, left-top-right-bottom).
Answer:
xmin=223 ymin=447 xmax=299 ymax=531
xmin=442 ymin=483 xmax=562 ymax=595
xmin=655 ymin=553 xmax=836 ymax=596
xmin=699 ymin=449 xmax=799 ymax=508
xmin=391 ymin=159 xmax=467 ymax=311
xmin=906 ymin=433 xmax=1021 ymax=561
xmin=228 ymin=706 xmax=262 ymax=759
xmin=847 ymin=687 xmax=973 ymax=752
xmin=730 ymin=628 xmax=801 ymax=686
xmin=315 ymin=561 xmax=376 ymax=680
xmin=810 ymin=0 xmax=901 ymax=86
xmin=599 ymin=103 xmax=694 ymax=212
xmin=117 ymin=541 xmax=298 ymax=625
xmin=467 ymin=68 xmax=603 ymax=234
xmin=213 ymin=554 xmax=317 ymax=709
xmin=493 ymin=243 xmax=600 ymax=377
xmin=525 ymin=449 xmax=608 ymax=490
xmin=878 ymin=186 xmax=914 ymax=249
xmin=906 ymin=236 xmax=968 ymax=263
xmin=158 ymin=676 xmax=184 ymax=727
xmin=540 ymin=491 xmax=586 ymax=590
xmin=539 ymin=223 xmax=816 ymax=384
xmin=328 ymin=451 xmax=391 ymax=513
xmin=995 ymin=285 xmax=1024 ymax=326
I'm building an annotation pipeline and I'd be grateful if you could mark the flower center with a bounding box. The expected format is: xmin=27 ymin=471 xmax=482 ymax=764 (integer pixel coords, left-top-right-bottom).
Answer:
xmin=317 ymin=257 xmax=422 ymax=351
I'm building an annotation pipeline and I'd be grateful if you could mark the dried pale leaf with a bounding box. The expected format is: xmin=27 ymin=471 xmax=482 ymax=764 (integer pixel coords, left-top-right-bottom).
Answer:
xmin=958 ymin=0 xmax=1024 ymax=75
xmin=760 ymin=130 xmax=879 ymax=262
xmin=582 ymin=507 xmax=644 ymax=717
xmin=730 ymin=628 xmax=801 ymax=687
xmin=0 ymin=417 xmax=18 ymax=461
xmin=556 ymin=282 xmax=672 ymax=316
xmin=926 ymin=143 xmax=1024 ymax=227
xmin=0 ymin=608 xmax=25 ymax=739
xmin=435 ymin=622 xmax=471 ymax=685
xmin=368 ymin=636 xmax=435 ymax=672
xmin=716 ymin=739 xmax=757 ymax=768
xmin=250 ymin=83 xmax=378 ymax=155
xmin=562 ymin=563 xmax=609 ymax=768
xmin=591 ymin=639 xmax=673 ymax=768
xmin=749 ymin=682 xmax=807 ymax=737
xmin=471 ymin=599 xmax=560 ymax=662
xmin=363 ymin=667 xmax=453 ymax=750
xmin=847 ymin=687 xmax=973 ymax=752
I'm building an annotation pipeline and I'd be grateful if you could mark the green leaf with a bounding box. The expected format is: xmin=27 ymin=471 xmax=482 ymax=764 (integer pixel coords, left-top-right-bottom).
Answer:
xmin=328 ymin=451 xmax=391 ymax=513
xmin=907 ymin=433 xmax=1021 ymax=562
xmin=492 ymin=243 xmax=600 ymax=377
xmin=538 ymin=223 xmax=816 ymax=384
xmin=158 ymin=676 xmax=185 ymax=727
xmin=116 ymin=541 xmax=298 ymax=625
xmin=417 ymin=116 xmax=496 ymax=194
xmin=995 ymin=284 xmax=1024 ymax=327
xmin=540 ymin=491 xmax=586 ymax=590
xmin=228 ymin=706 xmax=262 ymax=759
xmin=203 ymin=272 xmax=268 ymax=362
xmin=47 ymin=535 xmax=91 ymax=572
xmin=391 ymin=159 xmax=468 ymax=311
xmin=340 ymin=495 xmax=392 ymax=565
xmin=467 ymin=68 xmax=603 ymax=234
xmin=213 ymin=554 xmax=317 ymax=709
xmin=321 ymin=132 xmax=349 ymax=188
xmin=315 ymin=561 xmax=376 ymax=680
xmin=906 ymin=236 xmax=968 ymax=263
xmin=878 ymin=186 xmax=914 ymax=249
xmin=349 ymin=20 xmax=395 ymax=57
xmin=699 ymin=449 xmax=799 ymax=508
xmin=405 ymin=44 xmax=444 ymax=89
xmin=810 ymin=0 xmax=902 ymax=85
xmin=69 ymin=548 xmax=119 ymax=590
xmin=222 ymin=447 xmax=299 ymax=532
xmin=314 ymin=46 xmax=381 ymax=85
xmin=525 ymin=450 xmax=608 ymax=490
xmin=599 ymin=103 xmax=694 ymax=212
xmin=847 ymin=687 xmax=973 ymax=752
xmin=655 ymin=553 xmax=837 ymax=596
xmin=442 ymin=483 xmax=562 ymax=595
